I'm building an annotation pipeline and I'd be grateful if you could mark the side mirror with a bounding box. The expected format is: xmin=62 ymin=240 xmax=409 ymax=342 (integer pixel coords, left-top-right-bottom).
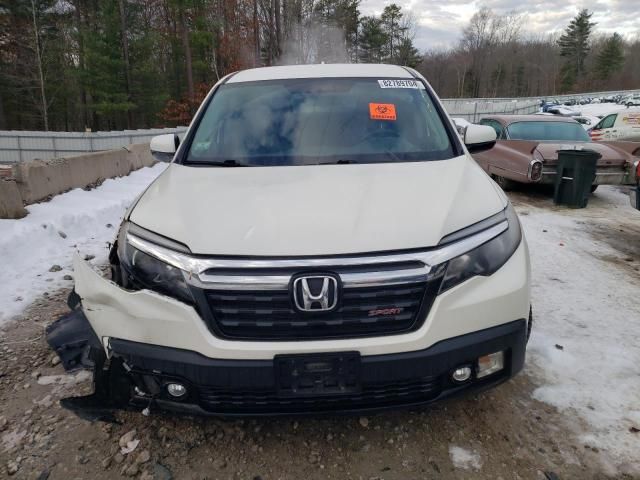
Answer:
xmin=464 ymin=124 xmax=497 ymax=153
xmin=150 ymin=134 xmax=180 ymax=162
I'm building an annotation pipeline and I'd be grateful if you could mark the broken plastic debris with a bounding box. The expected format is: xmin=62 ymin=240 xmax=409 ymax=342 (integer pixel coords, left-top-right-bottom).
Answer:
xmin=121 ymin=439 xmax=140 ymax=455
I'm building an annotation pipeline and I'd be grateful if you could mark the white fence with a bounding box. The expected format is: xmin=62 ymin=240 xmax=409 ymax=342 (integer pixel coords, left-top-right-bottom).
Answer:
xmin=0 ymin=98 xmax=541 ymax=164
xmin=0 ymin=127 xmax=188 ymax=165
xmin=442 ymin=98 xmax=539 ymax=122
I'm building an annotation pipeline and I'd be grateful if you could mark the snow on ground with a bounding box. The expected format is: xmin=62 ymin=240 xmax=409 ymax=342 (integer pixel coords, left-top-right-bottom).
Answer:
xmin=0 ymin=163 xmax=166 ymax=325
xmin=448 ymin=446 xmax=482 ymax=471
xmin=517 ymin=186 xmax=640 ymax=473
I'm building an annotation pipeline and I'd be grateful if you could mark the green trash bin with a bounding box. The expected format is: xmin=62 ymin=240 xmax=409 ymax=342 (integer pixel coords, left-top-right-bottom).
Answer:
xmin=631 ymin=185 xmax=640 ymax=210
xmin=553 ymin=149 xmax=600 ymax=208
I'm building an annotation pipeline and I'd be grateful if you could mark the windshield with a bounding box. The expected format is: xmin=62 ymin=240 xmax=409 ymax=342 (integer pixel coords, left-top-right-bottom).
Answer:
xmin=507 ymin=121 xmax=590 ymax=142
xmin=184 ymin=78 xmax=456 ymax=166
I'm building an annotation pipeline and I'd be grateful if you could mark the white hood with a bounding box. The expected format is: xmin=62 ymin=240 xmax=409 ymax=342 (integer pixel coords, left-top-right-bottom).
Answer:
xmin=129 ymin=157 xmax=506 ymax=256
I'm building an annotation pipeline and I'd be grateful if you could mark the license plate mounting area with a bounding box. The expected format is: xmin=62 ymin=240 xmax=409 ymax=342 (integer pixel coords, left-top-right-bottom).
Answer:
xmin=275 ymin=351 xmax=361 ymax=397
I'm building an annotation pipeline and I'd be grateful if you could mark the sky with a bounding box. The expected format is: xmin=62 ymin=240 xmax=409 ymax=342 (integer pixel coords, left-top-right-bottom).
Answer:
xmin=359 ymin=0 xmax=640 ymax=51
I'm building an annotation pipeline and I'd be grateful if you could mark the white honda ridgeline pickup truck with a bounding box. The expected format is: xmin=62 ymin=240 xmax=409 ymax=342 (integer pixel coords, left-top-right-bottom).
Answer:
xmin=47 ymin=64 xmax=532 ymax=417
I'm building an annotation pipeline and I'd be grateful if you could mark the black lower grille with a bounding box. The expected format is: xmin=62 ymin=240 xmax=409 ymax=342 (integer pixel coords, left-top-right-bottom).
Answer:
xmin=198 ymin=376 xmax=442 ymax=414
xmin=202 ymin=280 xmax=440 ymax=340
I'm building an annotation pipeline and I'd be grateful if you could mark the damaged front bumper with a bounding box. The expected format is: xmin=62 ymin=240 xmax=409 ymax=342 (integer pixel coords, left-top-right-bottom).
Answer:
xmin=47 ymin=251 xmax=530 ymax=417
xmin=47 ymin=303 xmax=528 ymax=417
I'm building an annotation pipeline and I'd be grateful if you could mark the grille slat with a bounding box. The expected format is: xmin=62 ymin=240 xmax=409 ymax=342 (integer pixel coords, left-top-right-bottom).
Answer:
xmin=217 ymin=312 xmax=416 ymax=329
xmin=204 ymin=280 xmax=431 ymax=340
xmin=198 ymin=376 xmax=441 ymax=413
xmin=216 ymin=300 xmax=420 ymax=321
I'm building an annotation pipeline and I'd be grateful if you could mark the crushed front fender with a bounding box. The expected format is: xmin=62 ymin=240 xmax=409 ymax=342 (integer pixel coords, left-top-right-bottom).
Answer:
xmin=46 ymin=286 xmax=128 ymax=422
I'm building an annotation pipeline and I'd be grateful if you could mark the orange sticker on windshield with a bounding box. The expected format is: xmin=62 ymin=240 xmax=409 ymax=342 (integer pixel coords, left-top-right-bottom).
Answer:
xmin=369 ymin=103 xmax=397 ymax=121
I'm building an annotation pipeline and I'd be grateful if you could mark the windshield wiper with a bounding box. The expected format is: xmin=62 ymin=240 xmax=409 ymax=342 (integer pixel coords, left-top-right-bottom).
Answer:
xmin=185 ymin=159 xmax=251 ymax=167
xmin=319 ymin=159 xmax=359 ymax=165
xmin=204 ymin=159 xmax=250 ymax=167
xmin=320 ymin=151 xmax=401 ymax=165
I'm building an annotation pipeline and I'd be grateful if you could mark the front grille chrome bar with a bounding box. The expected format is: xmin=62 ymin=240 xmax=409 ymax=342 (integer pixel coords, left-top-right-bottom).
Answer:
xmin=187 ymin=266 xmax=432 ymax=290
xmin=126 ymin=220 xmax=508 ymax=290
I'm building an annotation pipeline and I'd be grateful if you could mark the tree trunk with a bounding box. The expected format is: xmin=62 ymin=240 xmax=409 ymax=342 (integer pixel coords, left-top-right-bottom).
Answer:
xmin=253 ymin=0 xmax=260 ymax=66
xmin=275 ymin=0 xmax=281 ymax=57
xmin=118 ymin=0 xmax=133 ymax=128
xmin=179 ymin=6 xmax=194 ymax=98
xmin=0 ymin=93 xmax=6 ymax=130
xmin=73 ymin=0 xmax=88 ymax=129
xmin=30 ymin=0 xmax=48 ymax=131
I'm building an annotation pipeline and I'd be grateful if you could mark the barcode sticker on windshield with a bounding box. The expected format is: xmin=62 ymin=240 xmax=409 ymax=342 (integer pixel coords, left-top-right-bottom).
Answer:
xmin=378 ymin=79 xmax=424 ymax=89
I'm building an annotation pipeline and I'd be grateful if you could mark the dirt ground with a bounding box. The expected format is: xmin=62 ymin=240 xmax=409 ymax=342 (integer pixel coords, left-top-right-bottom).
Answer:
xmin=1 ymin=187 xmax=639 ymax=480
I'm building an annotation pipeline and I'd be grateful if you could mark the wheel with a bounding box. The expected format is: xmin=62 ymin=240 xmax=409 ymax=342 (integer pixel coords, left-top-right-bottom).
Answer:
xmin=493 ymin=174 xmax=517 ymax=191
xmin=590 ymin=184 xmax=599 ymax=193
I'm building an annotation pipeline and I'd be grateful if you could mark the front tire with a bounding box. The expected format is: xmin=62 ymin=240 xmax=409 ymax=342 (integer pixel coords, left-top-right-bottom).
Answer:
xmin=493 ymin=175 xmax=518 ymax=191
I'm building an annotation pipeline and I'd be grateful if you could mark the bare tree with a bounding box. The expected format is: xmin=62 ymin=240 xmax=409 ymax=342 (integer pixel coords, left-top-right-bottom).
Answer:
xmin=30 ymin=0 xmax=49 ymax=131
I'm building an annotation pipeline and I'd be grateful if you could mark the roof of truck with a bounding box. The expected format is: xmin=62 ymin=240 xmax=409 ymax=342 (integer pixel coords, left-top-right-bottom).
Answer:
xmin=227 ymin=64 xmax=414 ymax=83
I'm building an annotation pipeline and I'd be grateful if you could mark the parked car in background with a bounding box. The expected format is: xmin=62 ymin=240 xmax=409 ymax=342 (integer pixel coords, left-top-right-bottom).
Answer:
xmin=573 ymin=115 xmax=601 ymax=130
xmin=624 ymin=95 xmax=640 ymax=107
xmin=473 ymin=115 xmax=640 ymax=191
xmin=589 ymin=109 xmax=640 ymax=141
xmin=540 ymin=100 xmax=560 ymax=112
xmin=546 ymin=105 xmax=581 ymax=117
xmin=47 ymin=63 xmax=533 ymax=417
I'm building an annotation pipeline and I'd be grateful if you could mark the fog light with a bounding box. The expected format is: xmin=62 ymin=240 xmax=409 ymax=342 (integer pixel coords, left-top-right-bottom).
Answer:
xmin=166 ymin=383 xmax=187 ymax=398
xmin=452 ymin=366 xmax=472 ymax=383
xmin=477 ymin=351 xmax=504 ymax=378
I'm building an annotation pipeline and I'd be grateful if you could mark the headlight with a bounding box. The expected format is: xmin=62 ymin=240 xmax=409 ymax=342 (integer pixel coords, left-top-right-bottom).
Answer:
xmin=440 ymin=203 xmax=522 ymax=293
xmin=116 ymin=223 xmax=194 ymax=305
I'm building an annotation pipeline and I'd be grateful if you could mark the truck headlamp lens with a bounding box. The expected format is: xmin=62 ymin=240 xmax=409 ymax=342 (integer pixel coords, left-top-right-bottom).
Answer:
xmin=117 ymin=224 xmax=194 ymax=305
xmin=440 ymin=204 xmax=522 ymax=293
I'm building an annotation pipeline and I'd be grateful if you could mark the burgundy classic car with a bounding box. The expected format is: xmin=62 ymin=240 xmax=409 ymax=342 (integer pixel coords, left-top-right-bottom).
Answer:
xmin=471 ymin=115 xmax=640 ymax=191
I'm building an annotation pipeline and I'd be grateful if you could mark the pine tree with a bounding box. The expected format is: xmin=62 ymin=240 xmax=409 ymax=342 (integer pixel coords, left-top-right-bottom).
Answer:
xmin=395 ymin=37 xmax=421 ymax=67
xmin=358 ymin=16 xmax=387 ymax=63
xmin=380 ymin=4 xmax=405 ymax=61
xmin=595 ymin=33 xmax=625 ymax=81
xmin=558 ymin=9 xmax=596 ymax=90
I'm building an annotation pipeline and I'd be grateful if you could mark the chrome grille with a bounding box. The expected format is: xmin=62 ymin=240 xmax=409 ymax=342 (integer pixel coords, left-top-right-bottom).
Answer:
xmin=204 ymin=281 xmax=432 ymax=339
xmin=193 ymin=261 xmax=445 ymax=340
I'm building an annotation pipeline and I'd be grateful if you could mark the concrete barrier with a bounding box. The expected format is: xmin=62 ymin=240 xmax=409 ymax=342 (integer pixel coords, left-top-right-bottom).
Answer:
xmin=0 ymin=179 xmax=28 ymax=219
xmin=1 ymin=143 xmax=156 ymax=219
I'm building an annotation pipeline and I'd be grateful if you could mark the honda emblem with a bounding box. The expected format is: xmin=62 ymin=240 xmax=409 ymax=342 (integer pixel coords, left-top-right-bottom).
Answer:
xmin=292 ymin=275 xmax=339 ymax=312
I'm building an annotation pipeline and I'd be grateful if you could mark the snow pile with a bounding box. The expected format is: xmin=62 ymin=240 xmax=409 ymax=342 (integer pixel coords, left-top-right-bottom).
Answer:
xmin=0 ymin=164 xmax=166 ymax=324
xmin=519 ymin=186 xmax=640 ymax=471
xmin=449 ymin=446 xmax=482 ymax=470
